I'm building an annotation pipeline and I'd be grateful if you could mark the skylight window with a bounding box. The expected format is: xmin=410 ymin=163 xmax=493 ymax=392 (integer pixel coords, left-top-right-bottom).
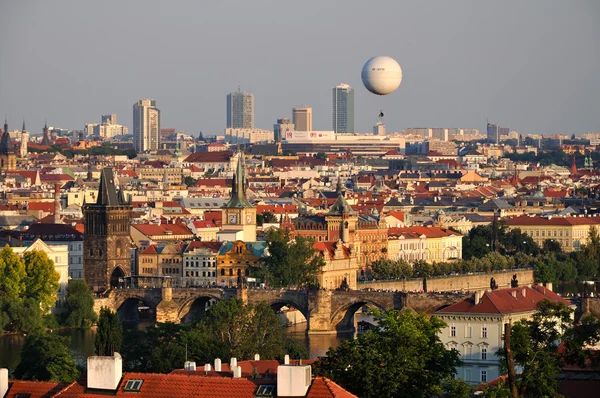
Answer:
xmin=255 ymin=385 xmax=275 ymax=397
xmin=124 ymin=379 xmax=144 ymax=392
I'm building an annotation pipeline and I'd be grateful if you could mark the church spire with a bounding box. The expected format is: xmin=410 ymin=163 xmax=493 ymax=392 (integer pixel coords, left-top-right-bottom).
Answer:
xmin=3 ymin=115 xmax=7 ymax=135
xmin=22 ymin=119 xmax=26 ymax=133
xmin=224 ymin=152 xmax=253 ymax=209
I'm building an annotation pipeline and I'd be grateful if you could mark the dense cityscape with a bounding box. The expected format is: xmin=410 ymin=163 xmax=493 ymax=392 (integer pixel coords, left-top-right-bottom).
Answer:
xmin=2 ymin=2 xmax=600 ymax=398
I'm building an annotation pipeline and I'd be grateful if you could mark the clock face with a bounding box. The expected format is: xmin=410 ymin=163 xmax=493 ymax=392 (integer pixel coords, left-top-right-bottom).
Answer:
xmin=229 ymin=214 xmax=238 ymax=224
xmin=247 ymin=214 xmax=252 ymax=224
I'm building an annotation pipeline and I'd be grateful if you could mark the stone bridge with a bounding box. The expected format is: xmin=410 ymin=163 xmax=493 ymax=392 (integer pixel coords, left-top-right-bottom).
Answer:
xmin=94 ymin=287 xmax=469 ymax=334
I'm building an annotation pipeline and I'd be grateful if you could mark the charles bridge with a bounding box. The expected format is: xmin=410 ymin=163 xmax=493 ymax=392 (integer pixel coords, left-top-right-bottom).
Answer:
xmin=94 ymin=285 xmax=470 ymax=334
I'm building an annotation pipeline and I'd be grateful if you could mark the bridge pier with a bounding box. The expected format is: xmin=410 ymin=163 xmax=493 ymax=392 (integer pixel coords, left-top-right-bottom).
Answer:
xmin=307 ymin=290 xmax=336 ymax=335
xmin=156 ymin=286 xmax=180 ymax=323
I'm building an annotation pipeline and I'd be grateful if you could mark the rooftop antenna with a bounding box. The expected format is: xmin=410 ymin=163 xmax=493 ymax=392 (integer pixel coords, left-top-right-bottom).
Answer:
xmin=185 ymin=344 xmax=188 ymax=362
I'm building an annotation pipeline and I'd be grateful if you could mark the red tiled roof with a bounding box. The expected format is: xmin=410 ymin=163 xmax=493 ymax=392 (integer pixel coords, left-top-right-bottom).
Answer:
xmin=185 ymin=151 xmax=233 ymax=163
xmin=436 ymin=285 xmax=572 ymax=315
xmin=28 ymin=202 xmax=55 ymax=213
xmin=185 ymin=241 xmax=222 ymax=253
xmin=192 ymin=220 xmax=217 ymax=229
xmin=194 ymin=178 xmax=230 ymax=188
xmin=140 ymin=245 xmax=158 ymax=255
xmin=308 ymin=377 xmax=359 ymax=398
xmin=6 ymin=380 xmax=68 ymax=398
xmin=314 ymin=241 xmax=350 ymax=260
xmin=132 ymin=223 xmax=193 ymax=237
xmin=40 ymin=174 xmax=74 ymax=182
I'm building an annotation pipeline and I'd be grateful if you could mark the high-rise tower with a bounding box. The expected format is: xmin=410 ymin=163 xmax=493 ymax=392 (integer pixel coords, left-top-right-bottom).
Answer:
xmin=133 ymin=99 xmax=160 ymax=152
xmin=83 ymin=168 xmax=132 ymax=292
xmin=292 ymin=106 xmax=312 ymax=132
xmin=332 ymin=84 xmax=354 ymax=133
xmin=226 ymin=89 xmax=254 ymax=129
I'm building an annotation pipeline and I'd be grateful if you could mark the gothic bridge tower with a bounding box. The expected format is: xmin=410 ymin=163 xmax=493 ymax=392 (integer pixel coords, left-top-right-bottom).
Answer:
xmin=83 ymin=168 xmax=132 ymax=292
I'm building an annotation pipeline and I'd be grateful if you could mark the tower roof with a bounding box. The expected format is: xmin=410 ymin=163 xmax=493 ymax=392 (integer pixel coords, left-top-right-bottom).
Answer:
xmin=327 ymin=193 xmax=356 ymax=216
xmin=0 ymin=127 xmax=15 ymax=154
xmin=96 ymin=168 xmax=128 ymax=206
xmin=224 ymin=153 xmax=253 ymax=209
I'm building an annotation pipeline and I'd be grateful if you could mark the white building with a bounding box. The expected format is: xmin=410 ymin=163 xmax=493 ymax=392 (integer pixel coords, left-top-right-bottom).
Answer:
xmin=13 ymin=239 xmax=69 ymax=312
xmin=182 ymin=241 xmax=221 ymax=287
xmin=224 ymin=128 xmax=274 ymax=144
xmin=434 ymin=285 xmax=573 ymax=385
xmin=133 ymin=99 xmax=160 ymax=152
xmin=21 ymin=223 xmax=85 ymax=280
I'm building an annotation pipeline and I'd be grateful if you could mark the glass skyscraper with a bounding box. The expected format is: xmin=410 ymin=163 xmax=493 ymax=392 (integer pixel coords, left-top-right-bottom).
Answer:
xmin=332 ymin=84 xmax=354 ymax=133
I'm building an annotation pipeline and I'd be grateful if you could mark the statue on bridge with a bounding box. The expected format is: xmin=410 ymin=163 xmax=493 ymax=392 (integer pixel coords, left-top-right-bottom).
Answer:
xmin=490 ymin=277 xmax=498 ymax=291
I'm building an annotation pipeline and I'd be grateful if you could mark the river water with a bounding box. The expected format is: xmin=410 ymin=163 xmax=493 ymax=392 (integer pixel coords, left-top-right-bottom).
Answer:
xmin=0 ymin=313 xmax=375 ymax=371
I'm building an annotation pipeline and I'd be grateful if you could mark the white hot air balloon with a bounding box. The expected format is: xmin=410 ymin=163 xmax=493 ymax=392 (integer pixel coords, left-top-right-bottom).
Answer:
xmin=361 ymin=56 xmax=402 ymax=96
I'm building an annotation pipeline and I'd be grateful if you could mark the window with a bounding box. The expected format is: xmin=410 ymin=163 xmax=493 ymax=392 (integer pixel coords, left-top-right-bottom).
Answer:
xmin=451 ymin=325 xmax=456 ymax=337
xmin=124 ymin=379 xmax=144 ymax=392
xmin=481 ymin=371 xmax=487 ymax=383
xmin=481 ymin=348 xmax=487 ymax=360
xmin=466 ymin=325 xmax=472 ymax=338
xmin=482 ymin=326 xmax=487 ymax=338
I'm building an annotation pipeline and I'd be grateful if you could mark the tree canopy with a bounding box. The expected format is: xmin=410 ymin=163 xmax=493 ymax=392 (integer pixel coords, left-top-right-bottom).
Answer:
xmin=121 ymin=298 xmax=306 ymax=373
xmin=314 ymin=309 xmax=461 ymax=398
xmin=14 ymin=333 xmax=79 ymax=383
xmin=62 ymin=280 xmax=98 ymax=329
xmin=254 ymin=229 xmax=324 ymax=288
xmin=95 ymin=307 xmax=123 ymax=356
xmin=0 ymin=246 xmax=60 ymax=333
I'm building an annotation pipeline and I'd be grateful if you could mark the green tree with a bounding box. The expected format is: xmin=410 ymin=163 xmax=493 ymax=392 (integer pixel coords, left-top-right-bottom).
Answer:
xmin=498 ymin=300 xmax=574 ymax=398
xmin=22 ymin=250 xmax=60 ymax=313
xmin=256 ymin=211 xmax=278 ymax=226
xmin=14 ymin=333 xmax=79 ymax=382
xmin=315 ymin=152 xmax=328 ymax=160
xmin=442 ymin=377 xmax=475 ymax=398
xmin=183 ymin=176 xmax=197 ymax=187
xmin=95 ymin=307 xmax=123 ymax=356
xmin=576 ymin=226 xmax=600 ymax=279
xmin=0 ymin=245 xmax=26 ymax=302
xmin=62 ymin=280 xmax=98 ymax=328
xmin=256 ymin=229 xmax=324 ymax=288
xmin=314 ymin=309 xmax=461 ymax=398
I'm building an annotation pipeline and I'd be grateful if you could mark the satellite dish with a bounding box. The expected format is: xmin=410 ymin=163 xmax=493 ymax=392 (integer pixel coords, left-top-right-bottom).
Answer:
xmin=361 ymin=56 xmax=402 ymax=96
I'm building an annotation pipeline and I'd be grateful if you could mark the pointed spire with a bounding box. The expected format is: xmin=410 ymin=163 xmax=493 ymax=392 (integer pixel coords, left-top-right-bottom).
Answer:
xmin=336 ymin=176 xmax=343 ymax=195
xmin=3 ymin=115 xmax=7 ymax=135
xmin=22 ymin=119 xmax=25 ymax=132
xmin=224 ymin=152 xmax=253 ymax=209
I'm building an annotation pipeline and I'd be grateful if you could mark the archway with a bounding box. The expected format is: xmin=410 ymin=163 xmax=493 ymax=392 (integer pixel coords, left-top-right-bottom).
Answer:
xmin=117 ymin=297 xmax=156 ymax=323
xmin=110 ymin=267 xmax=125 ymax=288
xmin=330 ymin=300 xmax=385 ymax=333
xmin=270 ymin=301 xmax=308 ymax=331
xmin=179 ymin=296 xmax=219 ymax=325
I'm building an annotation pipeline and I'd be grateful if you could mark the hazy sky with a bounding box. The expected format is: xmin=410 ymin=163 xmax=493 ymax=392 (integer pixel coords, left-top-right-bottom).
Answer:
xmin=1 ymin=1 xmax=599 ymax=136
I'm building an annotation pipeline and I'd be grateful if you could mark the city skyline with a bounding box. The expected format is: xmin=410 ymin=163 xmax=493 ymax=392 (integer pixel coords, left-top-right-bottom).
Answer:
xmin=1 ymin=1 xmax=599 ymax=136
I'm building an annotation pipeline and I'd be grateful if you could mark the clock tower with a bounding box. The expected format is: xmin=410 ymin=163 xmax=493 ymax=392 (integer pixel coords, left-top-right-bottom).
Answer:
xmin=219 ymin=152 xmax=256 ymax=242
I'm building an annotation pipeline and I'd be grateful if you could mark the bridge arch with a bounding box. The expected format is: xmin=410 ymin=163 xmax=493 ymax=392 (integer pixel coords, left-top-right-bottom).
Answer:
xmin=268 ymin=299 xmax=309 ymax=329
xmin=330 ymin=299 xmax=386 ymax=333
xmin=178 ymin=293 xmax=222 ymax=324
xmin=116 ymin=296 xmax=157 ymax=323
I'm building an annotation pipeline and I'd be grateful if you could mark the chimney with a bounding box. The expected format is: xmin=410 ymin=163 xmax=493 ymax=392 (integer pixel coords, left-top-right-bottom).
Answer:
xmin=277 ymin=364 xmax=312 ymax=397
xmin=203 ymin=363 xmax=211 ymax=372
xmin=511 ymin=291 xmax=517 ymax=298
xmin=254 ymin=354 xmax=260 ymax=361
xmin=284 ymin=354 xmax=290 ymax=365
xmin=214 ymin=358 xmax=222 ymax=372
xmin=474 ymin=291 xmax=483 ymax=305
xmin=0 ymin=368 xmax=8 ymax=398
xmin=184 ymin=361 xmax=196 ymax=371
xmin=230 ymin=357 xmax=237 ymax=369
xmin=522 ymin=288 xmax=527 ymax=297
xmin=53 ymin=183 xmax=61 ymax=224
xmin=545 ymin=282 xmax=553 ymax=291
xmin=87 ymin=353 xmax=123 ymax=391
xmin=233 ymin=366 xmax=242 ymax=378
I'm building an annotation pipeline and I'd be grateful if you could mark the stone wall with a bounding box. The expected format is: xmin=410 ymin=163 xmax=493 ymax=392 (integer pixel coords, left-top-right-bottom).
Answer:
xmin=358 ymin=269 xmax=534 ymax=292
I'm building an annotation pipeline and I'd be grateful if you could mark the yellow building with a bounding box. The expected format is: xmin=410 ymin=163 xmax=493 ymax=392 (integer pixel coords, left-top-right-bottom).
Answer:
xmin=505 ymin=215 xmax=600 ymax=252
xmin=216 ymin=240 xmax=267 ymax=287
xmin=314 ymin=240 xmax=359 ymax=290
